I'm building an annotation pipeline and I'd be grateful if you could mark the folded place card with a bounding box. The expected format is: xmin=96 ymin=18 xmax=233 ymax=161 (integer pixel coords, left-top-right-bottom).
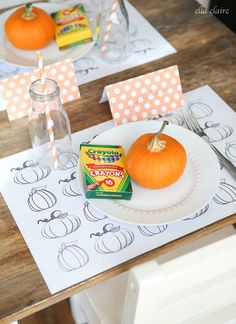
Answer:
xmin=0 ymin=59 xmax=80 ymax=121
xmin=100 ymin=65 xmax=185 ymax=125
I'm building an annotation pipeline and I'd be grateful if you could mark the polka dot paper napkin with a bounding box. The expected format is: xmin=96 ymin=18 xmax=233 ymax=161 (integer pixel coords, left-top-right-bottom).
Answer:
xmin=101 ymin=65 xmax=185 ymax=125
xmin=0 ymin=59 xmax=80 ymax=121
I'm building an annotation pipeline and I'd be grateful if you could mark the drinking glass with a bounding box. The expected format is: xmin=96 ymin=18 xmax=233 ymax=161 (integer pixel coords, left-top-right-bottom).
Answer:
xmin=28 ymin=78 xmax=73 ymax=169
xmin=98 ymin=0 xmax=130 ymax=63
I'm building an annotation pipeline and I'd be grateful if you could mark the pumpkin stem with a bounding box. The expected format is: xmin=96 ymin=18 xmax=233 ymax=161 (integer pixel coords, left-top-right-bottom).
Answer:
xmin=71 ymin=172 xmax=76 ymax=180
xmin=61 ymin=243 xmax=66 ymax=250
xmin=37 ymin=218 xmax=49 ymax=224
xmin=10 ymin=166 xmax=21 ymax=172
xmin=90 ymin=232 xmax=102 ymax=238
xmin=58 ymin=212 xmax=68 ymax=219
xmin=51 ymin=210 xmax=61 ymax=220
xmin=22 ymin=3 xmax=36 ymax=20
xmin=103 ymin=223 xmax=120 ymax=233
xmin=58 ymin=178 xmax=69 ymax=184
xmin=31 ymin=187 xmax=36 ymax=194
xmin=147 ymin=121 xmax=169 ymax=152
xmin=23 ymin=160 xmax=34 ymax=168
xmin=90 ymin=223 xmax=120 ymax=238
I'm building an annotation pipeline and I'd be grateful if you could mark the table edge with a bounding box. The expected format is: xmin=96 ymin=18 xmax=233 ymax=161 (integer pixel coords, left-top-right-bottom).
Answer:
xmin=1 ymin=212 xmax=235 ymax=323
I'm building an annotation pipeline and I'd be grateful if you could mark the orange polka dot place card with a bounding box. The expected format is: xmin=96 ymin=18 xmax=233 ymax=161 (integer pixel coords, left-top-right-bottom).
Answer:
xmin=101 ymin=65 xmax=185 ymax=125
xmin=0 ymin=59 xmax=80 ymax=121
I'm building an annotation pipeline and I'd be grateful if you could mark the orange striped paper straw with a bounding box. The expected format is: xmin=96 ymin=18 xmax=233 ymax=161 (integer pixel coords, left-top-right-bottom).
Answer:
xmin=36 ymin=51 xmax=59 ymax=169
xmin=101 ymin=0 xmax=119 ymax=52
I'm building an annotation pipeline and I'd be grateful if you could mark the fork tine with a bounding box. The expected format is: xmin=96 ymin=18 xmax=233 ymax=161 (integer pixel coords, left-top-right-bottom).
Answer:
xmin=180 ymin=109 xmax=195 ymax=132
xmin=182 ymin=106 xmax=236 ymax=180
xmin=188 ymin=110 xmax=202 ymax=131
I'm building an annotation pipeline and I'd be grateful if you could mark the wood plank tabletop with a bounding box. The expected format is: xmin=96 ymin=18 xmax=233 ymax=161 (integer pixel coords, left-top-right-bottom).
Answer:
xmin=0 ymin=0 xmax=236 ymax=322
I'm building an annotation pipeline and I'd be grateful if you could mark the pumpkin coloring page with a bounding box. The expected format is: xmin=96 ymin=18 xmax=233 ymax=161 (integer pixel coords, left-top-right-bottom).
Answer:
xmin=202 ymin=121 xmax=233 ymax=143
xmin=213 ymin=180 xmax=236 ymax=205
xmin=130 ymin=38 xmax=156 ymax=55
xmin=83 ymin=201 xmax=107 ymax=222
xmin=74 ymin=57 xmax=98 ymax=76
xmin=38 ymin=210 xmax=81 ymax=239
xmin=184 ymin=204 xmax=209 ymax=220
xmin=28 ymin=186 xmax=57 ymax=212
xmin=81 ymin=134 xmax=99 ymax=145
xmin=138 ymin=224 xmax=168 ymax=237
xmin=57 ymin=152 xmax=79 ymax=170
xmin=90 ymin=223 xmax=135 ymax=254
xmin=150 ymin=112 xmax=184 ymax=126
xmin=57 ymin=241 xmax=89 ymax=272
xmin=188 ymin=100 xmax=213 ymax=119
xmin=11 ymin=160 xmax=51 ymax=185
xmin=225 ymin=141 xmax=236 ymax=164
xmin=0 ymin=85 xmax=235 ymax=293
xmin=59 ymin=172 xmax=82 ymax=197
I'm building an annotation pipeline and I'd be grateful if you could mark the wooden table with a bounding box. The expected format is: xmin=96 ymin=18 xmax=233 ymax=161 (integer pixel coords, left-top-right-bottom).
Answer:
xmin=0 ymin=0 xmax=236 ymax=322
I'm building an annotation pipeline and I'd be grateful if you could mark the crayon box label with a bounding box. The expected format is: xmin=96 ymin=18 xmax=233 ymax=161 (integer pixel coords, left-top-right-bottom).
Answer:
xmin=80 ymin=144 xmax=132 ymax=200
xmin=51 ymin=4 xmax=93 ymax=50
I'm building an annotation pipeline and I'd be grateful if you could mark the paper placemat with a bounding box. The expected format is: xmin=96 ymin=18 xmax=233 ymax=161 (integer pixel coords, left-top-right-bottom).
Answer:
xmin=0 ymin=85 xmax=235 ymax=293
xmin=0 ymin=1 xmax=176 ymax=111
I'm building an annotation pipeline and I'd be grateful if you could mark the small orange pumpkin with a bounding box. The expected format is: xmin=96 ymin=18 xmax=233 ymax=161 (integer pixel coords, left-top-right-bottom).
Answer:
xmin=126 ymin=121 xmax=187 ymax=189
xmin=4 ymin=3 xmax=55 ymax=50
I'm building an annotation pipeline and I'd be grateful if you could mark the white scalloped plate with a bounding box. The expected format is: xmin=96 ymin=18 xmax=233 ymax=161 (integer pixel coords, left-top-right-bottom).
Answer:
xmin=0 ymin=3 xmax=96 ymax=67
xmin=77 ymin=121 xmax=220 ymax=225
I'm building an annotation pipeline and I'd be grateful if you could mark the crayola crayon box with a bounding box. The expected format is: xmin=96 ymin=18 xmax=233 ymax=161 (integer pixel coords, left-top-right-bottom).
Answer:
xmin=51 ymin=4 xmax=93 ymax=50
xmin=80 ymin=144 xmax=132 ymax=200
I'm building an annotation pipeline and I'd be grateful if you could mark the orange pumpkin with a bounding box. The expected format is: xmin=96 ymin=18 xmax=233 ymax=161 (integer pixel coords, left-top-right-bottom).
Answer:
xmin=126 ymin=121 xmax=187 ymax=189
xmin=4 ymin=3 xmax=55 ymax=50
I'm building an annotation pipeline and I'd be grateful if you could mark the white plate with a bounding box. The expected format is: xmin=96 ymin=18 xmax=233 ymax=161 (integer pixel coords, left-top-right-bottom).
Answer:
xmin=0 ymin=3 xmax=96 ymax=68
xmin=77 ymin=121 xmax=220 ymax=225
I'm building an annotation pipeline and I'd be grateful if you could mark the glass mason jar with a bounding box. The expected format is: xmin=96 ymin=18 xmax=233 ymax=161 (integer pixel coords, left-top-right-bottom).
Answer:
xmin=98 ymin=0 xmax=130 ymax=63
xmin=28 ymin=78 xmax=73 ymax=170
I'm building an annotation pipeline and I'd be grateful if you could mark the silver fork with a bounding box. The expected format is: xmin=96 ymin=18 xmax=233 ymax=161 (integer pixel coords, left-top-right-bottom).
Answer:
xmin=181 ymin=108 xmax=236 ymax=181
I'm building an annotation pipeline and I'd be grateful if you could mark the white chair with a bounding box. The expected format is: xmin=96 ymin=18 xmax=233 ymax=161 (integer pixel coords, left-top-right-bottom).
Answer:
xmin=70 ymin=226 xmax=236 ymax=324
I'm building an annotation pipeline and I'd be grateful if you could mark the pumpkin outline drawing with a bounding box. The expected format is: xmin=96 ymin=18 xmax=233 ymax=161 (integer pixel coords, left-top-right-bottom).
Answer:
xmin=81 ymin=134 xmax=99 ymax=145
xmin=184 ymin=204 xmax=209 ymax=220
xmin=158 ymin=112 xmax=184 ymax=126
xmin=129 ymin=23 xmax=138 ymax=38
xmin=188 ymin=101 xmax=213 ymax=119
xmin=38 ymin=210 xmax=81 ymax=239
xmin=28 ymin=186 xmax=57 ymax=212
xmin=148 ymin=113 xmax=184 ymax=126
xmin=213 ymin=180 xmax=236 ymax=205
xmin=130 ymin=38 xmax=156 ymax=55
xmin=11 ymin=160 xmax=51 ymax=184
xmin=225 ymin=141 xmax=236 ymax=164
xmin=58 ymin=152 xmax=79 ymax=170
xmin=83 ymin=201 xmax=107 ymax=222
xmin=58 ymin=171 xmax=82 ymax=197
xmin=203 ymin=121 xmax=233 ymax=143
xmin=138 ymin=224 xmax=168 ymax=237
xmin=74 ymin=57 xmax=98 ymax=75
xmin=90 ymin=223 xmax=135 ymax=254
xmin=57 ymin=241 xmax=89 ymax=272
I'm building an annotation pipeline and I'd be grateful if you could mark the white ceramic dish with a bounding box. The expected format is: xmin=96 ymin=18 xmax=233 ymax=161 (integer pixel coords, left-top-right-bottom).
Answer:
xmin=77 ymin=121 xmax=220 ymax=225
xmin=0 ymin=3 xmax=96 ymax=68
